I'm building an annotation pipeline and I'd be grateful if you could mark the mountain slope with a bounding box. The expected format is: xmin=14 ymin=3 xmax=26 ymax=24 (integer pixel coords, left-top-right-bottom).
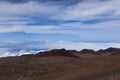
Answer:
xmin=0 ymin=48 xmax=120 ymax=80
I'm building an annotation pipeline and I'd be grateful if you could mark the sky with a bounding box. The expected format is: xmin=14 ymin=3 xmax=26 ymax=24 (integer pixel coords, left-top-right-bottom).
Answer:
xmin=0 ymin=0 xmax=120 ymax=57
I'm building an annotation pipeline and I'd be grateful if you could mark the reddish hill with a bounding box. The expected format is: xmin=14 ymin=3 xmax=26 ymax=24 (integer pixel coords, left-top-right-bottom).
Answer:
xmin=79 ymin=49 xmax=97 ymax=54
xmin=36 ymin=48 xmax=79 ymax=58
xmin=97 ymin=47 xmax=120 ymax=55
xmin=71 ymin=49 xmax=99 ymax=58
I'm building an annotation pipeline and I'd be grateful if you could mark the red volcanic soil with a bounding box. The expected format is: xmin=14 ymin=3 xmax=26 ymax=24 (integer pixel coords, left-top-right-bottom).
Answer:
xmin=0 ymin=48 xmax=120 ymax=80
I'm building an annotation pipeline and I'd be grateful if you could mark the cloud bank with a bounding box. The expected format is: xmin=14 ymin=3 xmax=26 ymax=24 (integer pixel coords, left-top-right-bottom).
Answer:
xmin=0 ymin=0 xmax=120 ymax=21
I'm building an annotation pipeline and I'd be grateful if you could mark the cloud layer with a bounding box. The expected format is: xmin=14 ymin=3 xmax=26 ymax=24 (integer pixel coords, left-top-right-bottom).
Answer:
xmin=0 ymin=0 xmax=120 ymax=21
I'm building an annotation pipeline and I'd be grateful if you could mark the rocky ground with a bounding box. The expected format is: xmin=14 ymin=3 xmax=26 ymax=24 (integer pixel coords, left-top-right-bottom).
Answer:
xmin=0 ymin=48 xmax=120 ymax=80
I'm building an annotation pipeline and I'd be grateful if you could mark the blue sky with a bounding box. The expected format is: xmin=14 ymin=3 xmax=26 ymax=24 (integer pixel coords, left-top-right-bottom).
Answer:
xmin=0 ymin=0 xmax=120 ymax=56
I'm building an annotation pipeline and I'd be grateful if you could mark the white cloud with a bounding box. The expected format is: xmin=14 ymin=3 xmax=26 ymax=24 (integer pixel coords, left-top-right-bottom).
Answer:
xmin=54 ymin=0 xmax=120 ymax=20
xmin=0 ymin=1 xmax=59 ymax=17
xmin=0 ymin=25 xmax=55 ymax=33
xmin=0 ymin=1 xmax=61 ymax=26
xmin=0 ymin=0 xmax=120 ymax=33
xmin=0 ymin=47 xmax=42 ymax=57
xmin=0 ymin=0 xmax=120 ymax=23
xmin=0 ymin=19 xmax=120 ymax=41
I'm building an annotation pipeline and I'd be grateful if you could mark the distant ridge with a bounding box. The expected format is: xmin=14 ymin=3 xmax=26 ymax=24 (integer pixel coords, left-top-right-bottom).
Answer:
xmin=79 ymin=49 xmax=97 ymax=54
xmin=0 ymin=47 xmax=120 ymax=59
xmin=97 ymin=47 xmax=120 ymax=54
xmin=36 ymin=48 xmax=79 ymax=58
xmin=36 ymin=47 xmax=120 ymax=56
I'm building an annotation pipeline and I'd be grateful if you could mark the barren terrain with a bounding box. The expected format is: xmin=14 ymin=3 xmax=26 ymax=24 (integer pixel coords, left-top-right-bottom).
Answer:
xmin=0 ymin=48 xmax=120 ymax=80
